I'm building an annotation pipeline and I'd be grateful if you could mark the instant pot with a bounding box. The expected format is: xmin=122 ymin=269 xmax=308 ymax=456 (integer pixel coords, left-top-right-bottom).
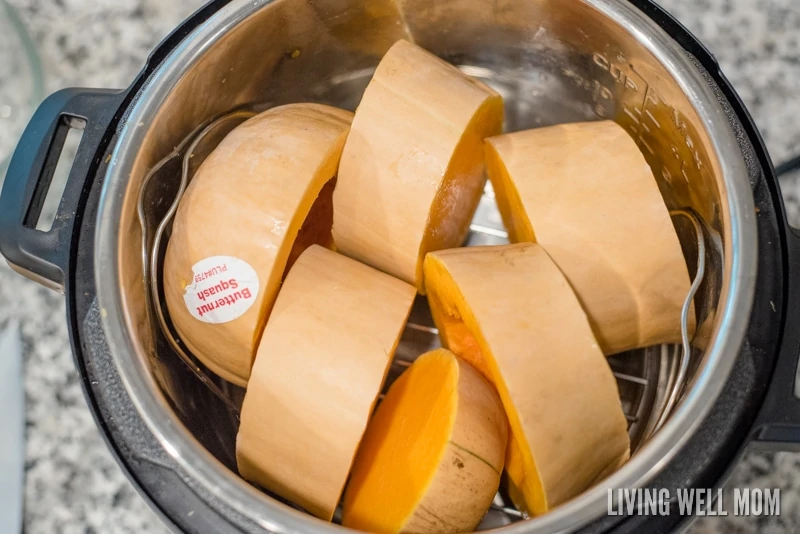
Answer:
xmin=1 ymin=0 xmax=798 ymax=532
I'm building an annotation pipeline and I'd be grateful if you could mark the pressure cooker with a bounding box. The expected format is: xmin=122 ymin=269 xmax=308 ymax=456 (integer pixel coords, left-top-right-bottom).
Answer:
xmin=1 ymin=0 xmax=798 ymax=532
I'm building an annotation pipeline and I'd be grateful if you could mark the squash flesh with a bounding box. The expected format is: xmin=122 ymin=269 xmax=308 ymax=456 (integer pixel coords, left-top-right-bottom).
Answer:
xmin=419 ymin=95 xmax=505 ymax=286
xmin=483 ymin=140 xmax=535 ymax=243
xmin=343 ymin=349 xmax=508 ymax=533
xmin=284 ymin=177 xmax=336 ymax=279
xmin=343 ymin=350 xmax=458 ymax=532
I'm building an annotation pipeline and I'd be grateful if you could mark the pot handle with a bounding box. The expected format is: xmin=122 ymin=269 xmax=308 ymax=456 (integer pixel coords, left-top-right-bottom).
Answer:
xmin=0 ymin=88 xmax=125 ymax=293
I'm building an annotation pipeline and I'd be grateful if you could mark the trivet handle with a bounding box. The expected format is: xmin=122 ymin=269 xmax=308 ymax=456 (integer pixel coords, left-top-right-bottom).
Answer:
xmin=0 ymin=88 xmax=125 ymax=293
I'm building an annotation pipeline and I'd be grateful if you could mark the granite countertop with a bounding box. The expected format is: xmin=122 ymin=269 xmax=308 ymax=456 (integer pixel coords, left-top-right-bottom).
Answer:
xmin=0 ymin=0 xmax=798 ymax=532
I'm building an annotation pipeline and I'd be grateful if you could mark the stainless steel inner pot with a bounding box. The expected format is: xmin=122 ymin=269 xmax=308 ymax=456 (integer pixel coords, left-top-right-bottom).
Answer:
xmin=95 ymin=0 xmax=758 ymax=532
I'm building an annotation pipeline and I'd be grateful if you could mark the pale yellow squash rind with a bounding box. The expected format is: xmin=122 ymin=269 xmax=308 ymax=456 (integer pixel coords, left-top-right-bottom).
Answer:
xmin=484 ymin=120 xmax=695 ymax=354
xmin=333 ymin=39 xmax=504 ymax=292
xmin=164 ymin=104 xmax=353 ymax=387
xmin=424 ymin=243 xmax=630 ymax=516
xmin=236 ymin=245 xmax=416 ymax=521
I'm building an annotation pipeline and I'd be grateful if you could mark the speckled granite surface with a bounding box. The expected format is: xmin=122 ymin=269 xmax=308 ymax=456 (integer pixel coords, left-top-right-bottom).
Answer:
xmin=0 ymin=0 xmax=798 ymax=532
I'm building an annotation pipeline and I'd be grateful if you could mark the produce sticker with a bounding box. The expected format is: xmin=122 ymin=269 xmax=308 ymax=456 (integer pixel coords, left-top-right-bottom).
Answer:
xmin=184 ymin=256 xmax=259 ymax=324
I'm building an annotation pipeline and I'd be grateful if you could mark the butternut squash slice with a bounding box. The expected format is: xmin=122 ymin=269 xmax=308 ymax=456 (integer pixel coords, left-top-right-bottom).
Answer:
xmin=333 ymin=39 xmax=504 ymax=292
xmin=236 ymin=245 xmax=416 ymax=521
xmin=484 ymin=120 xmax=694 ymax=354
xmin=164 ymin=103 xmax=352 ymax=387
xmin=343 ymin=348 xmax=508 ymax=534
xmin=424 ymin=243 xmax=630 ymax=516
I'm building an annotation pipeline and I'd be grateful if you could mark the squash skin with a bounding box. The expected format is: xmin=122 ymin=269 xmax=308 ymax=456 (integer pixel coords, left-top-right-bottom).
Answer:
xmin=164 ymin=103 xmax=352 ymax=387
xmin=236 ymin=245 xmax=416 ymax=521
xmin=333 ymin=39 xmax=504 ymax=292
xmin=424 ymin=243 xmax=630 ymax=516
xmin=484 ymin=120 xmax=695 ymax=355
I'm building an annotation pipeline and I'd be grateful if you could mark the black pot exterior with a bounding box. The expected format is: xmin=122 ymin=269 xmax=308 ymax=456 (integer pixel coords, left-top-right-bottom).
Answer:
xmin=65 ymin=2 xmax=256 ymax=531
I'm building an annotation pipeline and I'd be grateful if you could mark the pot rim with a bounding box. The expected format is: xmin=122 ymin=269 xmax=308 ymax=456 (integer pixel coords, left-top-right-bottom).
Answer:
xmin=95 ymin=0 xmax=758 ymax=532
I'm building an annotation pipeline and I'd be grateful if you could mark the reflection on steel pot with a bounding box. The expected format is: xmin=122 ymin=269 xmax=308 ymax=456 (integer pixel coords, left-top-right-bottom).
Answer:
xmin=0 ymin=0 xmax=796 ymax=533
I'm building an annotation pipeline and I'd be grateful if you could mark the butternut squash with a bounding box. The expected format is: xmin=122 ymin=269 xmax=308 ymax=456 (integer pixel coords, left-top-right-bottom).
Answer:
xmin=333 ymin=39 xmax=504 ymax=292
xmin=236 ymin=245 xmax=416 ymax=521
xmin=424 ymin=243 xmax=630 ymax=516
xmin=164 ymin=103 xmax=352 ymax=387
xmin=484 ymin=120 xmax=694 ymax=354
xmin=343 ymin=349 xmax=508 ymax=534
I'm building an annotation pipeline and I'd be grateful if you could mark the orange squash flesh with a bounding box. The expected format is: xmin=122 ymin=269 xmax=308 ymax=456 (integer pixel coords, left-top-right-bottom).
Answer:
xmin=164 ymin=104 xmax=352 ymax=387
xmin=424 ymin=243 xmax=630 ymax=516
xmin=484 ymin=121 xmax=695 ymax=354
xmin=343 ymin=349 xmax=508 ymax=534
xmin=284 ymin=177 xmax=336 ymax=279
xmin=333 ymin=39 xmax=504 ymax=292
xmin=236 ymin=245 xmax=416 ymax=521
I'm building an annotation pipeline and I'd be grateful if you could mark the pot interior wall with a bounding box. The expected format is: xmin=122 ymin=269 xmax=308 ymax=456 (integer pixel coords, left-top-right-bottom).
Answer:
xmin=118 ymin=0 xmax=728 ymax=527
